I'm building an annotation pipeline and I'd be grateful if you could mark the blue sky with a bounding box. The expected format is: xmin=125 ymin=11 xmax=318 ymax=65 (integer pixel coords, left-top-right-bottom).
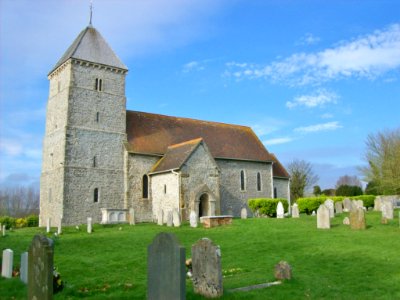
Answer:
xmin=1 ymin=0 xmax=399 ymax=190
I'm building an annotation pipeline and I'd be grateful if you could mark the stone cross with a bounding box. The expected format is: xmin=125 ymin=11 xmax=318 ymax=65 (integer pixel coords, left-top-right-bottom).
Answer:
xmin=28 ymin=235 xmax=54 ymax=300
xmin=276 ymin=201 xmax=284 ymax=218
xmin=46 ymin=218 xmax=51 ymax=233
xmin=334 ymin=201 xmax=343 ymax=214
xmin=20 ymin=252 xmax=28 ymax=284
xmin=291 ymin=203 xmax=299 ymax=218
xmin=190 ymin=210 xmax=198 ymax=228
xmin=157 ymin=209 xmax=164 ymax=226
xmin=1 ymin=249 xmax=13 ymax=278
xmin=87 ymin=217 xmax=92 ymax=234
xmin=166 ymin=211 xmax=173 ymax=227
xmin=349 ymin=207 xmax=366 ymax=230
xmin=317 ymin=204 xmax=330 ymax=229
xmin=343 ymin=198 xmax=352 ymax=212
xmin=129 ymin=207 xmax=135 ymax=225
xmin=147 ymin=233 xmax=185 ymax=300
xmin=173 ymin=209 xmax=181 ymax=227
xmin=192 ymin=238 xmax=223 ymax=298
xmin=324 ymin=199 xmax=334 ymax=218
xmin=240 ymin=207 xmax=248 ymax=219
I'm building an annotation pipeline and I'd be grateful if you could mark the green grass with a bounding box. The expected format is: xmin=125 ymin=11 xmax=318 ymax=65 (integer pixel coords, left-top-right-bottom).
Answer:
xmin=1 ymin=211 xmax=400 ymax=299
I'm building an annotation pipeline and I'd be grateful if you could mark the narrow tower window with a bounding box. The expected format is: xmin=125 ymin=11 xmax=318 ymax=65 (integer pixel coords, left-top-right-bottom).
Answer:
xmin=240 ymin=170 xmax=246 ymax=191
xmin=96 ymin=112 xmax=100 ymax=123
xmin=142 ymin=175 xmax=149 ymax=199
xmin=94 ymin=188 xmax=99 ymax=203
xmin=257 ymin=172 xmax=262 ymax=191
xmin=95 ymin=78 xmax=103 ymax=91
xmin=274 ymin=187 xmax=278 ymax=199
xmin=93 ymin=156 xmax=97 ymax=167
xmin=164 ymin=184 xmax=167 ymax=194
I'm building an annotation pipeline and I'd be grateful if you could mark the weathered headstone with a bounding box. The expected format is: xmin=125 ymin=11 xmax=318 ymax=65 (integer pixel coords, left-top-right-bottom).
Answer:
xmin=311 ymin=210 xmax=316 ymax=216
xmin=129 ymin=207 xmax=135 ymax=225
xmin=173 ymin=209 xmax=181 ymax=227
xmin=147 ymin=233 xmax=185 ymax=300
xmin=374 ymin=196 xmax=382 ymax=211
xmin=2 ymin=225 xmax=5 ymax=236
xmin=291 ymin=203 xmax=299 ymax=218
xmin=274 ymin=261 xmax=292 ymax=280
xmin=343 ymin=198 xmax=352 ymax=212
xmin=166 ymin=211 xmax=173 ymax=227
xmin=192 ymin=238 xmax=223 ymax=298
xmin=240 ymin=207 xmax=248 ymax=219
xmin=324 ymin=199 xmax=334 ymax=218
xmin=356 ymin=200 xmax=364 ymax=209
xmin=382 ymin=201 xmax=394 ymax=219
xmin=157 ymin=209 xmax=164 ymax=226
xmin=28 ymin=235 xmax=54 ymax=300
xmin=276 ymin=201 xmax=284 ymax=219
xmin=57 ymin=218 xmax=62 ymax=235
xmin=190 ymin=210 xmax=198 ymax=228
xmin=87 ymin=217 xmax=92 ymax=234
xmin=343 ymin=217 xmax=350 ymax=225
xmin=46 ymin=218 xmax=51 ymax=233
xmin=20 ymin=252 xmax=28 ymax=284
xmin=1 ymin=249 xmax=13 ymax=278
xmin=317 ymin=204 xmax=330 ymax=229
xmin=335 ymin=201 xmax=343 ymax=214
xmin=349 ymin=207 xmax=366 ymax=230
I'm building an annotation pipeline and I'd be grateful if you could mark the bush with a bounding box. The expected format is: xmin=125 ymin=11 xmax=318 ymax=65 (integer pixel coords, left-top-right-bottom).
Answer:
xmin=26 ymin=215 xmax=39 ymax=227
xmin=336 ymin=185 xmax=363 ymax=196
xmin=297 ymin=196 xmax=346 ymax=214
xmin=248 ymin=198 xmax=288 ymax=217
xmin=350 ymin=195 xmax=375 ymax=208
xmin=0 ymin=216 xmax=16 ymax=229
xmin=15 ymin=218 xmax=28 ymax=228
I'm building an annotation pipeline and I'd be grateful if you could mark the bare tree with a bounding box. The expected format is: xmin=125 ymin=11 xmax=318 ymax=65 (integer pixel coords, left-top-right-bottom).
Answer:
xmin=287 ymin=159 xmax=319 ymax=201
xmin=0 ymin=186 xmax=39 ymax=217
xmin=335 ymin=175 xmax=362 ymax=189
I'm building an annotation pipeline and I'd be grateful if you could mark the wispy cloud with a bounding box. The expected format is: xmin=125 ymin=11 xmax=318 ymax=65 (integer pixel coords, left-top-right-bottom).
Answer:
xmin=297 ymin=33 xmax=321 ymax=45
xmin=183 ymin=61 xmax=205 ymax=73
xmin=286 ymin=89 xmax=338 ymax=109
xmin=263 ymin=137 xmax=294 ymax=146
xmin=251 ymin=118 xmax=288 ymax=137
xmin=224 ymin=24 xmax=400 ymax=85
xmin=294 ymin=121 xmax=342 ymax=133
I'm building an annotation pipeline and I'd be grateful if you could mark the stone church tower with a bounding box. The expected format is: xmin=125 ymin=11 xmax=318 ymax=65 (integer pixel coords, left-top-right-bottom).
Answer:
xmin=40 ymin=24 xmax=128 ymax=226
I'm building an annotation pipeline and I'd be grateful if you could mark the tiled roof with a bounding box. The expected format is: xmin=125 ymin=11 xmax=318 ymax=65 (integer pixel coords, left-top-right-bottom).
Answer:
xmin=126 ymin=111 xmax=274 ymax=163
xmin=270 ymin=153 xmax=290 ymax=178
xmin=151 ymin=138 xmax=203 ymax=173
xmin=49 ymin=26 xmax=127 ymax=75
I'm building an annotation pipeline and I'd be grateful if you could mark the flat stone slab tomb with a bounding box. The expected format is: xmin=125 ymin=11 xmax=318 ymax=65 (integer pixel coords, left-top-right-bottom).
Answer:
xmin=200 ymin=215 xmax=233 ymax=228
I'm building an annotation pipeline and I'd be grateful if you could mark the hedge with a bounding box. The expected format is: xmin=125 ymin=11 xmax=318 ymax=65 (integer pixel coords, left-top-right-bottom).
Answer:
xmin=0 ymin=215 xmax=39 ymax=229
xmin=248 ymin=198 xmax=288 ymax=217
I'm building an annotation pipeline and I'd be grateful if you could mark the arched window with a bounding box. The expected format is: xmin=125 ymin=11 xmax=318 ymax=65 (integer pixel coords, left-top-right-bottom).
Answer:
xmin=94 ymin=188 xmax=99 ymax=203
xmin=274 ymin=187 xmax=278 ymax=199
xmin=142 ymin=175 xmax=149 ymax=199
xmin=95 ymin=78 xmax=103 ymax=91
xmin=257 ymin=172 xmax=262 ymax=191
xmin=240 ymin=170 xmax=245 ymax=191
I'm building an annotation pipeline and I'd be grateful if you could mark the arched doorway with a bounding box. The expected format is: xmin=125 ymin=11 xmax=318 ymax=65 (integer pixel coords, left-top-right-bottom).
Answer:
xmin=198 ymin=193 xmax=209 ymax=217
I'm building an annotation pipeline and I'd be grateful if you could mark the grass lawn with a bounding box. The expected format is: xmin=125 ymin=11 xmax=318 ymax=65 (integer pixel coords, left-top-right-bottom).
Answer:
xmin=1 ymin=211 xmax=399 ymax=299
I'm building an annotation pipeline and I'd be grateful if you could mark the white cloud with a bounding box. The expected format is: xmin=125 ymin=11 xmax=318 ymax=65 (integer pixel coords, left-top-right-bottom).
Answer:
xmin=251 ymin=118 xmax=288 ymax=136
xmin=224 ymin=24 xmax=400 ymax=85
xmin=294 ymin=121 xmax=342 ymax=133
xmin=321 ymin=113 xmax=334 ymax=119
xmin=298 ymin=33 xmax=321 ymax=45
xmin=286 ymin=89 xmax=338 ymax=109
xmin=0 ymin=139 xmax=23 ymax=156
xmin=263 ymin=137 xmax=294 ymax=146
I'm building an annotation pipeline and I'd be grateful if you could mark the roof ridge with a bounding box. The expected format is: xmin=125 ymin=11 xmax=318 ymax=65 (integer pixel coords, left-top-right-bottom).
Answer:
xmin=168 ymin=138 xmax=203 ymax=149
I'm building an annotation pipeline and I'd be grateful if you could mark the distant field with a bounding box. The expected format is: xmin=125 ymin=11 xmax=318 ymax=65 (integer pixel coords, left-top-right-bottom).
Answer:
xmin=1 ymin=211 xmax=399 ymax=299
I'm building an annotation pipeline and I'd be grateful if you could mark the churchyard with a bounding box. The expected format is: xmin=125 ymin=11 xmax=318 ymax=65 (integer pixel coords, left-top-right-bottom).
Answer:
xmin=1 ymin=209 xmax=400 ymax=299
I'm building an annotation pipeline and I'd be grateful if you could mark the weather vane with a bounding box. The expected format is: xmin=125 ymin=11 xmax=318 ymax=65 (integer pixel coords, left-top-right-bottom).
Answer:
xmin=89 ymin=0 xmax=93 ymax=26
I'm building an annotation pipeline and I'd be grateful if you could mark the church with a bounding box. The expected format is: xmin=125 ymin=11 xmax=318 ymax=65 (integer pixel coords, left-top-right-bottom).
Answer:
xmin=39 ymin=23 xmax=290 ymax=226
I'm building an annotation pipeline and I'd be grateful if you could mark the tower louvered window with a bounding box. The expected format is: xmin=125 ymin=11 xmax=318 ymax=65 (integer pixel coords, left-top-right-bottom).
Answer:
xmin=94 ymin=188 xmax=99 ymax=203
xmin=142 ymin=175 xmax=149 ymax=199
xmin=240 ymin=170 xmax=246 ymax=191
xmin=95 ymin=78 xmax=103 ymax=91
xmin=257 ymin=172 xmax=262 ymax=191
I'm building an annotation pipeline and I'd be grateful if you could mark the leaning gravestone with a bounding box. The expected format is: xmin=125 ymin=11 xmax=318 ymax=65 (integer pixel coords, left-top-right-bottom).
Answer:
xmin=324 ymin=199 xmax=334 ymax=218
xmin=173 ymin=209 xmax=181 ymax=227
xmin=241 ymin=207 xmax=248 ymax=219
xmin=1 ymin=249 xmax=13 ymax=278
xmin=317 ymin=204 xmax=330 ymax=229
xmin=349 ymin=207 xmax=366 ymax=230
xmin=190 ymin=210 xmax=198 ymax=228
xmin=291 ymin=203 xmax=299 ymax=218
xmin=192 ymin=238 xmax=223 ymax=298
xmin=276 ymin=201 xmax=284 ymax=219
xmin=335 ymin=201 xmax=343 ymax=214
xmin=20 ymin=252 xmax=28 ymax=284
xmin=157 ymin=209 xmax=164 ymax=226
xmin=147 ymin=233 xmax=185 ymax=300
xmin=343 ymin=198 xmax=352 ymax=212
xmin=28 ymin=235 xmax=54 ymax=300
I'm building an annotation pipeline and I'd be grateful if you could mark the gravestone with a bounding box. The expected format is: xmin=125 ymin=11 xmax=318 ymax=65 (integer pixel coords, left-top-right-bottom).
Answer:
xmin=343 ymin=198 xmax=352 ymax=212
xmin=46 ymin=218 xmax=51 ymax=233
xmin=57 ymin=218 xmax=62 ymax=235
xmin=311 ymin=211 xmax=316 ymax=216
xmin=343 ymin=217 xmax=350 ymax=225
xmin=241 ymin=207 xmax=248 ymax=219
xmin=129 ymin=208 xmax=135 ymax=225
xmin=147 ymin=233 xmax=185 ymax=300
xmin=173 ymin=209 xmax=181 ymax=227
xmin=291 ymin=203 xmax=299 ymax=218
xmin=374 ymin=197 xmax=382 ymax=211
xmin=190 ymin=210 xmax=198 ymax=228
xmin=356 ymin=200 xmax=364 ymax=209
xmin=335 ymin=201 xmax=343 ymax=214
xmin=192 ymin=238 xmax=223 ymax=298
xmin=166 ymin=211 xmax=173 ymax=227
xmin=274 ymin=261 xmax=292 ymax=280
xmin=157 ymin=209 xmax=164 ymax=226
xmin=349 ymin=208 xmax=366 ymax=230
xmin=276 ymin=201 xmax=284 ymax=219
xmin=317 ymin=204 xmax=330 ymax=229
xmin=28 ymin=235 xmax=54 ymax=300
xmin=2 ymin=225 xmax=5 ymax=236
xmin=20 ymin=252 xmax=28 ymax=284
xmin=87 ymin=217 xmax=92 ymax=234
xmin=1 ymin=249 xmax=13 ymax=278
xmin=324 ymin=199 xmax=334 ymax=218
xmin=382 ymin=202 xmax=394 ymax=219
